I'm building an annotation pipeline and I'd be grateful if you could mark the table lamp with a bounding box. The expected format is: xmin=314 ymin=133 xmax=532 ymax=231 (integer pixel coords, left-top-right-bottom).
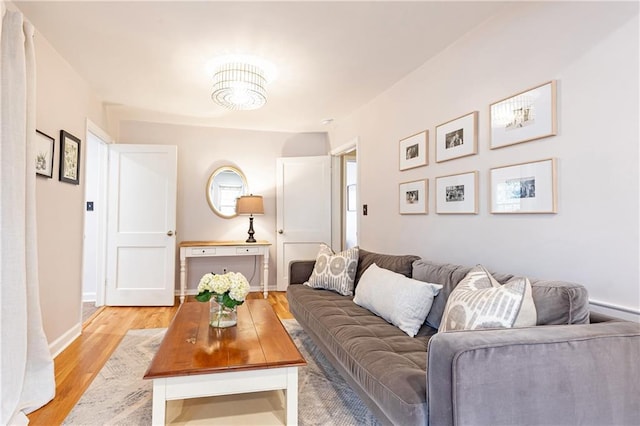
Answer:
xmin=236 ymin=195 xmax=264 ymax=243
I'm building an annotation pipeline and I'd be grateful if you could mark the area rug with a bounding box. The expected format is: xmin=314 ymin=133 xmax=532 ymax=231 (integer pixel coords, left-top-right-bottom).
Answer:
xmin=63 ymin=320 xmax=380 ymax=425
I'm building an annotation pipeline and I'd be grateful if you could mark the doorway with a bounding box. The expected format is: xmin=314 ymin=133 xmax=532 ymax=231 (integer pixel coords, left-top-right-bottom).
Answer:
xmin=330 ymin=139 xmax=358 ymax=251
xmin=343 ymin=153 xmax=357 ymax=250
xmin=81 ymin=121 xmax=112 ymax=310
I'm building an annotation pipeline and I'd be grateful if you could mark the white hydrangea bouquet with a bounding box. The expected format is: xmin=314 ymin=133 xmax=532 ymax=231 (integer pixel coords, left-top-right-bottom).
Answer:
xmin=196 ymin=271 xmax=251 ymax=308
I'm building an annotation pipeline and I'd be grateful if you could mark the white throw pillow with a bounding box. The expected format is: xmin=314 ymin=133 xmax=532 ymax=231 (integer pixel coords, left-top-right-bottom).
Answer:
xmin=439 ymin=264 xmax=537 ymax=332
xmin=353 ymin=263 xmax=443 ymax=337
xmin=304 ymin=244 xmax=359 ymax=296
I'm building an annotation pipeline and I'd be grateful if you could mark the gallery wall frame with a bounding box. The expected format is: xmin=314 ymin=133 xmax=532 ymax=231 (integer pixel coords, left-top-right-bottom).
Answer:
xmin=435 ymin=171 xmax=479 ymax=214
xmin=59 ymin=130 xmax=81 ymax=185
xmin=399 ymin=130 xmax=428 ymax=171
xmin=490 ymin=80 xmax=557 ymax=149
xmin=490 ymin=158 xmax=557 ymax=214
xmin=399 ymin=179 xmax=428 ymax=215
xmin=35 ymin=130 xmax=54 ymax=178
xmin=435 ymin=111 xmax=478 ymax=163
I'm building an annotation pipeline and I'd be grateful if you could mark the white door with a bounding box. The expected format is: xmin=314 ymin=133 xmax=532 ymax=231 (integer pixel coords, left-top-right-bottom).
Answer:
xmin=276 ymin=156 xmax=332 ymax=290
xmin=106 ymin=144 xmax=177 ymax=306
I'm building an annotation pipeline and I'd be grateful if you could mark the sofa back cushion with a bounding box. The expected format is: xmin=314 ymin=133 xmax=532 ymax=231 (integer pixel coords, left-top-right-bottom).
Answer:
xmin=413 ymin=260 xmax=473 ymax=329
xmin=355 ymin=249 xmax=420 ymax=286
xmin=413 ymin=259 xmax=590 ymax=329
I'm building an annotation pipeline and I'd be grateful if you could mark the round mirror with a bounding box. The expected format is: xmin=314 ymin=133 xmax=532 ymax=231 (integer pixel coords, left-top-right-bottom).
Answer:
xmin=206 ymin=166 xmax=248 ymax=218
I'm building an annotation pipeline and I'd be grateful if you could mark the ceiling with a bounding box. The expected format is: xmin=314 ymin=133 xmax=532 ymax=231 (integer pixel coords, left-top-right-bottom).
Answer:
xmin=15 ymin=1 xmax=507 ymax=133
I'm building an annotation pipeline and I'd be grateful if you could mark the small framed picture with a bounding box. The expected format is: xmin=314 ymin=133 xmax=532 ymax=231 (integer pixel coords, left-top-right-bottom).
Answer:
xmin=490 ymin=81 xmax=557 ymax=149
xmin=35 ymin=130 xmax=54 ymax=178
xmin=59 ymin=130 xmax=81 ymax=185
xmin=436 ymin=111 xmax=478 ymax=162
xmin=490 ymin=158 xmax=557 ymax=214
xmin=399 ymin=179 xmax=428 ymax=215
xmin=436 ymin=171 xmax=478 ymax=214
xmin=399 ymin=130 xmax=428 ymax=171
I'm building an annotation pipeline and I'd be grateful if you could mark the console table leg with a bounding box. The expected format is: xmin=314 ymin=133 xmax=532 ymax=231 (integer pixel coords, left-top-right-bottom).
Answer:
xmin=263 ymin=253 xmax=269 ymax=299
xmin=179 ymin=257 xmax=186 ymax=304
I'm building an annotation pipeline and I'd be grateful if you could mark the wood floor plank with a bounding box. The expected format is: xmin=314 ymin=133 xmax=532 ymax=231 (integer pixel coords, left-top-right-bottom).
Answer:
xmin=26 ymin=292 xmax=291 ymax=425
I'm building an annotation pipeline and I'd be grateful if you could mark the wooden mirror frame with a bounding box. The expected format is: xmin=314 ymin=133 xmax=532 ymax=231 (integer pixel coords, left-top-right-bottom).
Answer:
xmin=205 ymin=166 xmax=248 ymax=218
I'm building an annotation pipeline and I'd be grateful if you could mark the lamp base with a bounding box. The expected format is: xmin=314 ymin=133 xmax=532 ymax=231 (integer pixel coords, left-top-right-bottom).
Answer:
xmin=246 ymin=216 xmax=257 ymax=243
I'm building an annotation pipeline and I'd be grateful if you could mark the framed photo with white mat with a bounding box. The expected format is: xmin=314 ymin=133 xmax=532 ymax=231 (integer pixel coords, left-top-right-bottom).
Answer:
xmin=435 ymin=111 xmax=478 ymax=162
xmin=399 ymin=179 xmax=428 ymax=215
xmin=435 ymin=171 xmax=478 ymax=214
xmin=490 ymin=81 xmax=557 ymax=149
xmin=490 ymin=158 xmax=557 ymax=214
xmin=399 ymin=130 xmax=428 ymax=171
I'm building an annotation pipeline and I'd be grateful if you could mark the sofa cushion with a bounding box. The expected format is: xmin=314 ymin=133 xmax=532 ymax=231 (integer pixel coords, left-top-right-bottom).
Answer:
xmin=287 ymin=284 xmax=436 ymax=425
xmin=413 ymin=259 xmax=473 ymax=329
xmin=355 ymin=249 xmax=420 ymax=286
xmin=304 ymin=244 xmax=359 ymax=296
xmin=354 ymin=263 xmax=442 ymax=337
xmin=414 ymin=259 xmax=590 ymax=328
xmin=439 ymin=265 xmax=535 ymax=332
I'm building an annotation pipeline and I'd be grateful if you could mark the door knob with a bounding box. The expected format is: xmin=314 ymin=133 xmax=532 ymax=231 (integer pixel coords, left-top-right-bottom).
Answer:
xmin=278 ymin=229 xmax=284 ymax=234
xmin=167 ymin=230 xmax=174 ymax=236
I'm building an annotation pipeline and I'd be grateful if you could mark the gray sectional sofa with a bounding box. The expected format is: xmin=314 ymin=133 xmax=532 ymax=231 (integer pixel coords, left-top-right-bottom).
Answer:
xmin=287 ymin=249 xmax=640 ymax=426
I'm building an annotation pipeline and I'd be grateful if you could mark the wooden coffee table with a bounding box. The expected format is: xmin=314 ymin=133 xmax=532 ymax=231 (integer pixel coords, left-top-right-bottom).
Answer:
xmin=143 ymin=299 xmax=306 ymax=425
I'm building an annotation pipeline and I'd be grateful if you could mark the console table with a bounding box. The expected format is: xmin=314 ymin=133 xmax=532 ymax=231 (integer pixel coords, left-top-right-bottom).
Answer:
xmin=179 ymin=240 xmax=271 ymax=303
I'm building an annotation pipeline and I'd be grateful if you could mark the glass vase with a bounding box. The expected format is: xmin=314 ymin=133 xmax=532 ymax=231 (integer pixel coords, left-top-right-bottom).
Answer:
xmin=209 ymin=295 xmax=237 ymax=328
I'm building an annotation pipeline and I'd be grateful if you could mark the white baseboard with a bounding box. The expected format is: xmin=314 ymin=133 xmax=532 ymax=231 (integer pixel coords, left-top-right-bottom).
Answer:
xmin=49 ymin=322 xmax=82 ymax=358
xmin=590 ymin=299 xmax=640 ymax=322
xmin=83 ymin=292 xmax=97 ymax=302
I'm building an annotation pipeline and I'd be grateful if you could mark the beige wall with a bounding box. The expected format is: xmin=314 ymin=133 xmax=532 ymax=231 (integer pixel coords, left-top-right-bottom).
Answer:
xmin=117 ymin=121 xmax=328 ymax=292
xmin=33 ymin=30 xmax=107 ymax=351
xmin=329 ymin=2 xmax=640 ymax=319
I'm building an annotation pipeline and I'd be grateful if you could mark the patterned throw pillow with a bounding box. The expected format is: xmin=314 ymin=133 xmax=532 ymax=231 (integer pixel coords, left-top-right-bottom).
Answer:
xmin=439 ymin=265 xmax=536 ymax=332
xmin=304 ymin=244 xmax=359 ymax=296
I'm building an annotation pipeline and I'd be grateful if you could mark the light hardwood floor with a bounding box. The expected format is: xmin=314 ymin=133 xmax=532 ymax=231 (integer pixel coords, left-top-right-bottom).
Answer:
xmin=27 ymin=292 xmax=293 ymax=425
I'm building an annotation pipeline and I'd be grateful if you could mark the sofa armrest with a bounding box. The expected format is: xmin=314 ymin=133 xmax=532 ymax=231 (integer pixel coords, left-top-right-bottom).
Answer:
xmin=427 ymin=321 xmax=640 ymax=426
xmin=289 ymin=260 xmax=315 ymax=285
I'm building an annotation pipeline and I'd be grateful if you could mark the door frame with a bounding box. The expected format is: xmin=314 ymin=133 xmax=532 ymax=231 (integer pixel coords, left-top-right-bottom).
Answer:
xmin=330 ymin=138 xmax=359 ymax=250
xmin=82 ymin=119 xmax=113 ymax=308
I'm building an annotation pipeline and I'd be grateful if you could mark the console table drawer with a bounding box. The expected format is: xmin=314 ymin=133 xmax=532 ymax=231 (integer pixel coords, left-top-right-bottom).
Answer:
xmin=236 ymin=247 xmax=260 ymax=254
xmin=191 ymin=248 xmax=216 ymax=256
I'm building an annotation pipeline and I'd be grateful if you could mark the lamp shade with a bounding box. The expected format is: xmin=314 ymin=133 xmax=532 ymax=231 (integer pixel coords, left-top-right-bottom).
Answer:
xmin=236 ymin=195 xmax=264 ymax=215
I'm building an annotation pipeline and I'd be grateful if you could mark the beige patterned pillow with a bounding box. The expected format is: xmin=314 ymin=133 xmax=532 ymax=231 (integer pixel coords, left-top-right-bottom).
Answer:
xmin=304 ymin=244 xmax=359 ymax=296
xmin=439 ymin=265 xmax=536 ymax=332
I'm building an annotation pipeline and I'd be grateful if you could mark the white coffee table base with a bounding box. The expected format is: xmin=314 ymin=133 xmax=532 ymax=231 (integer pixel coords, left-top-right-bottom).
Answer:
xmin=151 ymin=367 xmax=299 ymax=426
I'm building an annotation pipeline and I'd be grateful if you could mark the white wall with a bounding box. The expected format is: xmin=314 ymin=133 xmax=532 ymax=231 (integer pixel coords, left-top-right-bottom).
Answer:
xmin=118 ymin=121 xmax=328 ymax=292
xmin=329 ymin=2 xmax=640 ymax=319
xmin=32 ymin=29 xmax=108 ymax=352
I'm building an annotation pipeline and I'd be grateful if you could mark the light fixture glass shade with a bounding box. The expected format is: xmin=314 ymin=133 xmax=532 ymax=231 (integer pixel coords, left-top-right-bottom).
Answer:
xmin=236 ymin=195 xmax=264 ymax=215
xmin=212 ymin=62 xmax=267 ymax=110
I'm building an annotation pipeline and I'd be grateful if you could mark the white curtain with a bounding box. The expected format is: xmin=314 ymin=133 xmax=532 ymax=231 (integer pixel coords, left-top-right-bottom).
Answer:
xmin=0 ymin=2 xmax=55 ymax=424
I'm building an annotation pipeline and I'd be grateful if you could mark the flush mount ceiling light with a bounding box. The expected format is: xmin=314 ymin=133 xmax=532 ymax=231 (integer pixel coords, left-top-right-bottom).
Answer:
xmin=211 ymin=61 xmax=268 ymax=111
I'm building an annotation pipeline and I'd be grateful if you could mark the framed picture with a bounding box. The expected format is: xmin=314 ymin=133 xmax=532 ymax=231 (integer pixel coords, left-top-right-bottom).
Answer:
xmin=347 ymin=184 xmax=356 ymax=212
xmin=59 ymin=130 xmax=81 ymax=185
xmin=490 ymin=158 xmax=557 ymax=214
xmin=399 ymin=130 xmax=428 ymax=171
xmin=399 ymin=179 xmax=428 ymax=215
xmin=35 ymin=130 xmax=54 ymax=178
xmin=436 ymin=111 xmax=478 ymax=162
xmin=490 ymin=80 xmax=557 ymax=149
xmin=436 ymin=171 xmax=478 ymax=214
